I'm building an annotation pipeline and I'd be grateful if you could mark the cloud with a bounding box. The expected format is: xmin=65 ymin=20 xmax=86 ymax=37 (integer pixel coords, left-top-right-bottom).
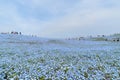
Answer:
xmin=37 ymin=0 xmax=120 ymax=37
xmin=0 ymin=0 xmax=120 ymax=38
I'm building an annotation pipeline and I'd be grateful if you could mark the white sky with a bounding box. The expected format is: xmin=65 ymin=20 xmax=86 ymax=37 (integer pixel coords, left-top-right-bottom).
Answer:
xmin=0 ymin=0 xmax=120 ymax=38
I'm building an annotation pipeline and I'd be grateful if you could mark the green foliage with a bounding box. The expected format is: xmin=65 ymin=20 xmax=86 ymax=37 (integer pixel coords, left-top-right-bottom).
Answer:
xmin=64 ymin=67 xmax=69 ymax=74
xmin=93 ymin=38 xmax=106 ymax=41
xmin=38 ymin=76 xmax=45 ymax=80
xmin=88 ymin=66 xmax=94 ymax=71
xmin=104 ymin=73 xmax=112 ymax=80
xmin=84 ymin=72 xmax=88 ymax=78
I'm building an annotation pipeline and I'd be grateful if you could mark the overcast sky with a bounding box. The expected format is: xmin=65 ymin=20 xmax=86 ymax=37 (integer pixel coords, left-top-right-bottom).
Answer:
xmin=0 ymin=0 xmax=120 ymax=38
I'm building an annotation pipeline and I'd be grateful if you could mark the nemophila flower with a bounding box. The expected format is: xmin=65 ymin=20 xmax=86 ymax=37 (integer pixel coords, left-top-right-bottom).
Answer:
xmin=0 ymin=34 xmax=120 ymax=79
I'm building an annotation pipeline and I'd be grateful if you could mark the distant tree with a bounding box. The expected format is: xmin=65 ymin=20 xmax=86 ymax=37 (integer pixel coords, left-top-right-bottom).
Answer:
xmin=19 ymin=32 xmax=22 ymax=35
xmin=102 ymin=35 xmax=105 ymax=37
